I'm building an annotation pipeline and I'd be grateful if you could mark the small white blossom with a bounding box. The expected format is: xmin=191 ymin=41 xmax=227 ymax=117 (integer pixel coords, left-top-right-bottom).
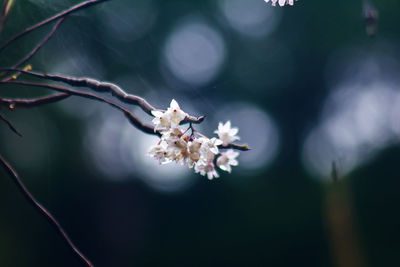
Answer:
xmin=151 ymin=99 xmax=187 ymax=132
xmin=214 ymin=121 xmax=240 ymax=146
xmin=166 ymin=136 xmax=189 ymax=164
xmin=195 ymin=161 xmax=219 ymax=180
xmin=148 ymin=144 xmax=171 ymax=164
xmin=217 ymin=149 xmax=239 ymax=173
xmin=188 ymin=139 xmax=203 ymax=168
xmin=165 ymin=99 xmax=187 ymax=125
xmin=264 ymin=0 xmax=297 ymax=6
xmin=162 ymin=126 xmax=183 ymax=141
xmin=199 ymin=137 xmax=223 ymax=155
xmin=151 ymin=110 xmax=170 ymax=132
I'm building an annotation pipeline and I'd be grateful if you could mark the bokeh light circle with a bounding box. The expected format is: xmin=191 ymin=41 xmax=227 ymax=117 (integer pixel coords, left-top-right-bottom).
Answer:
xmin=162 ymin=16 xmax=226 ymax=86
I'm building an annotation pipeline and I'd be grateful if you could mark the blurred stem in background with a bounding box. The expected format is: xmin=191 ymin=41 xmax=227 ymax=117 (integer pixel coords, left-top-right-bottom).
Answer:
xmin=363 ymin=0 xmax=378 ymax=37
xmin=324 ymin=162 xmax=367 ymax=267
xmin=0 ymin=0 xmax=14 ymax=34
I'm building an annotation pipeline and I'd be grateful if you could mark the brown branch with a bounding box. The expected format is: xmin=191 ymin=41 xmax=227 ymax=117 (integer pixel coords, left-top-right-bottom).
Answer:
xmin=0 ymin=112 xmax=22 ymax=136
xmin=0 ymin=0 xmax=108 ymax=54
xmin=0 ymin=68 xmax=205 ymax=124
xmin=219 ymin=143 xmax=250 ymax=151
xmin=0 ymin=153 xmax=94 ymax=267
xmin=0 ymin=80 xmax=248 ymax=150
xmin=0 ymin=93 xmax=70 ymax=108
xmin=12 ymin=17 xmax=66 ymax=69
xmin=0 ymin=80 xmax=159 ymax=136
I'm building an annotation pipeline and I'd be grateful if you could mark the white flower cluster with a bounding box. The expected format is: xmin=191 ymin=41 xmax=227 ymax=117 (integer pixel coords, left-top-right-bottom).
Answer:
xmin=264 ymin=0 xmax=298 ymax=6
xmin=148 ymin=99 xmax=240 ymax=180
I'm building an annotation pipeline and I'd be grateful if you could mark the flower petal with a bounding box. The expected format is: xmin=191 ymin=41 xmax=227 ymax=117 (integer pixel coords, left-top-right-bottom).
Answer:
xmin=151 ymin=110 xmax=164 ymax=117
xmin=170 ymin=99 xmax=180 ymax=109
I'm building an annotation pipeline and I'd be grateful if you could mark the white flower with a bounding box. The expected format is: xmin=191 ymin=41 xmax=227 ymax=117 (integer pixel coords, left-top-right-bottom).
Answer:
xmin=162 ymin=126 xmax=183 ymax=141
xmin=199 ymin=137 xmax=223 ymax=155
xmin=148 ymin=100 xmax=243 ymax=179
xmin=217 ymin=149 xmax=239 ymax=173
xmin=151 ymin=99 xmax=187 ymax=132
xmin=188 ymin=139 xmax=203 ymax=168
xmin=194 ymin=161 xmax=219 ymax=180
xmin=214 ymin=121 xmax=240 ymax=146
xmin=264 ymin=0 xmax=297 ymax=6
xmin=151 ymin=110 xmax=171 ymax=132
xmin=148 ymin=144 xmax=171 ymax=164
xmin=165 ymin=99 xmax=187 ymax=125
xmin=166 ymin=136 xmax=189 ymax=164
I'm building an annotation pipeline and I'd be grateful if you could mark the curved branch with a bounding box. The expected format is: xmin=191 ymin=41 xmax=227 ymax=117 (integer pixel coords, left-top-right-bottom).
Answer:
xmin=0 ymin=69 xmax=205 ymax=124
xmin=0 ymin=154 xmax=94 ymax=267
xmin=0 ymin=80 xmax=248 ymax=150
xmin=0 ymin=93 xmax=70 ymax=108
xmin=12 ymin=17 xmax=66 ymax=69
xmin=0 ymin=80 xmax=159 ymax=136
xmin=0 ymin=112 xmax=22 ymax=136
xmin=219 ymin=143 xmax=250 ymax=151
xmin=0 ymin=0 xmax=108 ymax=54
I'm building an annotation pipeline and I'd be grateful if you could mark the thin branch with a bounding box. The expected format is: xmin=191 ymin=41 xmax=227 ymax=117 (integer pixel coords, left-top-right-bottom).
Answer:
xmin=0 ymin=68 xmax=205 ymax=124
xmin=0 ymin=112 xmax=22 ymax=136
xmin=0 ymin=80 xmax=158 ymax=135
xmin=0 ymin=93 xmax=70 ymax=108
xmin=0 ymin=0 xmax=108 ymax=54
xmin=0 ymin=80 xmax=249 ymax=149
xmin=12 ymin=17 xmax=66 ymax=69
xmin=1 ymin=18 xmax=65 ymax=82
xmin=0 ymin=154 xmax=94 ymax=267
xmin=219 ymin=143 xmax=250 ymax=151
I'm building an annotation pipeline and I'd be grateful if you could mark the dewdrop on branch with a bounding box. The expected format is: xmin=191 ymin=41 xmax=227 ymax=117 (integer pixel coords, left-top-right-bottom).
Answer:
xmin=264 ymin=0 xmax=298 ymax=7
xmin=148 ymin=99 xmax=243 ymax=179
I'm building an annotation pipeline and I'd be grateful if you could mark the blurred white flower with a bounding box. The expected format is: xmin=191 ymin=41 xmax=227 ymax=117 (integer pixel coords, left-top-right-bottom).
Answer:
xmin=217 ymin=149 xmax=239 ymax=173
xmin=264 ymin=0 xmax=298 ymax=7
xmin=214 ymin=121 xmax=240 ymax=146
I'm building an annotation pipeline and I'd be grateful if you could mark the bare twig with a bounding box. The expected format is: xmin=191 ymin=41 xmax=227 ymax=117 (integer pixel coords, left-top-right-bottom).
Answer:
xmin=0 ymin=79 xmax=249 ymax=149
xmin=0 ymin=112 xmax=22 ymax=136
xmin=219 ymin=143 xmax=250 ymax=151
xmin=0 ymin=93 xmax=70 ymax=108
xmin=0 ymin=154 xmax=94 ymax=267
xmin=0 ymin=0 xmax=108 ymax=54
xmin=1 ymin=17 xmax=65 ymax=82
xmin=0 ymin=80 xmax=158 ymax=135
xmin=0 ymin=68 xmax=205 ymax=124
xmin=12 ymin=18 xmax=66 ymax=69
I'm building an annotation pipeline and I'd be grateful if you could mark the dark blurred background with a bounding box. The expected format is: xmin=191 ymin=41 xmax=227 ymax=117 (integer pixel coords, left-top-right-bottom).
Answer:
xmin=1 ymin=0 xmax=400 ymax=266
